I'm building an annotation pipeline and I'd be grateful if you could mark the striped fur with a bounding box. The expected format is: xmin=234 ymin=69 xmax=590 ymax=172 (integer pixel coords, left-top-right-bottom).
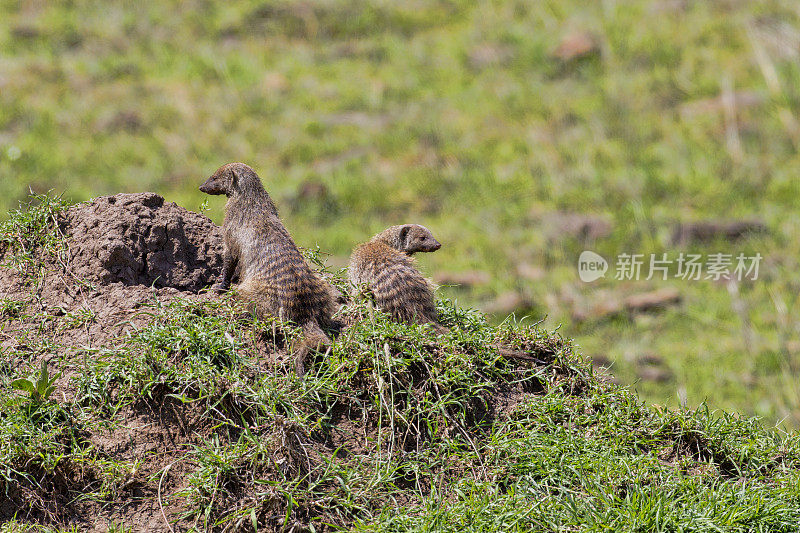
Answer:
xmin=200 ymin=163 xmax=337 ymax=375
xmin=349 ymin=225 xmax=445 ymax=332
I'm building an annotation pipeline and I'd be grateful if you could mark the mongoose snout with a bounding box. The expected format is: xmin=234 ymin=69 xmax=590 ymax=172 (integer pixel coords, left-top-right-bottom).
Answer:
xmin=407 ymin=226 xmax=441 ymax=253
xmin=198 ymin=171 xmax=225 ymax=195
xmin=199 ymin=162 xmax=248 ymax=196
xmin=376 ymin=224 xmax=442 ymax=255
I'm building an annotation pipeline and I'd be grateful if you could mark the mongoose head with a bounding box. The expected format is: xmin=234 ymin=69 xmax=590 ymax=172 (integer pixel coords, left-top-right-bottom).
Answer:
xmin=373 ymin=224 xmax=442 ymax=255
xmin=200 ymin=162 xmax=264 ymax=197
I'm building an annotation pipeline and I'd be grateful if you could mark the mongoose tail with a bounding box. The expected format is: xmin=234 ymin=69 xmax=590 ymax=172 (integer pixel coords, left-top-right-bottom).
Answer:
xmin=293 ymin=321 xmax=332 ymax=378
xmin=237 ymin=276 xmax=335 ymax=377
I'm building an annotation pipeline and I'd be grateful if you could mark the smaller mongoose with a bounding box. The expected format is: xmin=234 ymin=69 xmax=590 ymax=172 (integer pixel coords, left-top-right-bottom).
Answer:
xmin=199 ymin=162 xmax=338 ymax=376
xmin=349 ymin=224 xmax=445 ymax=332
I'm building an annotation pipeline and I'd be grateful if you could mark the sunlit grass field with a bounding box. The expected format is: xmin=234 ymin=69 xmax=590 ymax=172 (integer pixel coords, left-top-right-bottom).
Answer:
xmin=3 ymin=0 xmax=800 ymax=426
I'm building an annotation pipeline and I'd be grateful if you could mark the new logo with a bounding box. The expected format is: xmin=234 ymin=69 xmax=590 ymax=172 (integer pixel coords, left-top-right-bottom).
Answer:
xmin=578 ymin=251 xmax=608 ymax=282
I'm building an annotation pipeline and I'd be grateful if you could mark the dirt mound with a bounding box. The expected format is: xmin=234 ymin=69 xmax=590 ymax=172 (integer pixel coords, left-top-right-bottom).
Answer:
xmin=62 ymin=193 xmax=222 ymax=291
xmin=0 ymin=193 xmax=231 ymax=530
xmin=2 ymin=190 xmax=228 ymax=384
xmin=0 ymin=193 xmax=223 ymax=365
xmin=0 ymin=193 xmax=229 ymax=406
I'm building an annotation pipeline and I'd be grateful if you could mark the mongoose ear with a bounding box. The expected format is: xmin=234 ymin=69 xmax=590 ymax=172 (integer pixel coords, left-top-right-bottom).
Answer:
xmin=229 ymin=166 xmax=239 ymax=191
xmin=399 ymin=225 xmax=411 ymax=246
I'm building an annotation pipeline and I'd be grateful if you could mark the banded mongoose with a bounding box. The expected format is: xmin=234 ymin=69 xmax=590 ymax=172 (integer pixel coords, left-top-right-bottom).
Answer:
xmin=349 ymin=224 xmax=446 ymax=332
xmin=199 ymin=162 xmax=338 ymax=376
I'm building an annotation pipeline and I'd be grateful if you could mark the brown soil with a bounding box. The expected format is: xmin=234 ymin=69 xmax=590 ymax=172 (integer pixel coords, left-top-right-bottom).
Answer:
xmin=62 ymin=192 xmax=223 ymax=292
xmin=1 ymin=192 xmax=222 ymax=351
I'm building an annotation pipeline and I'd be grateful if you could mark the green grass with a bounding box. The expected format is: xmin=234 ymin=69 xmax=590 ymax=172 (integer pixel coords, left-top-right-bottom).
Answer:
xmin=1 ymin=0 xmax=800 ymax=444
xmin=0 ymin=193 xmax=68 ymax=287
xmin=3 ymin=290 xmax=800 ymax=530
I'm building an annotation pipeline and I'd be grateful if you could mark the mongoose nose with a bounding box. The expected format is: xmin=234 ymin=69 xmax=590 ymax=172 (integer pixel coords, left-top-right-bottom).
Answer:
xmin=431 ymin=240 xmax=441 ymax=251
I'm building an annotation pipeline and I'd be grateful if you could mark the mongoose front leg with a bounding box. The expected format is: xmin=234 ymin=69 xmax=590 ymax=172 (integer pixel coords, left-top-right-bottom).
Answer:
xmin=213 ymin=250 xmax=237 ymax=293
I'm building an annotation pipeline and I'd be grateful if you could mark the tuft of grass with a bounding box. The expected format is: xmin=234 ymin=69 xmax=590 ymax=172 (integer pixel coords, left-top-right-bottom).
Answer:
xmin=11 ymin=359 xmax=61 ymax=408
xmin=0 ymin=297 xmax=26 ymax=318
xmin=0 ymin=192 xmax=68 ymax=285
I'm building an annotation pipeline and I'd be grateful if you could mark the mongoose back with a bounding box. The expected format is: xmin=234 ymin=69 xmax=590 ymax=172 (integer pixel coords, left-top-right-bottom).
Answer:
xmin=200 ymin=162 xmax=337 ymax=375
xmin=349 ymin=224 xmax=445 ymax=331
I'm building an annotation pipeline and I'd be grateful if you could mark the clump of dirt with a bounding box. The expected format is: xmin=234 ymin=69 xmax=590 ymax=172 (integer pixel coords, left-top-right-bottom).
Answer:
xmin=62 ymin=192 xmax=222 ymax=292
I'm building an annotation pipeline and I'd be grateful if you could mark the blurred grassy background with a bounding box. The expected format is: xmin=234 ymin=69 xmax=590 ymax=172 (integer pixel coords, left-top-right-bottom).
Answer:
xmin=2 ymin=0 xmax=800 ymax=426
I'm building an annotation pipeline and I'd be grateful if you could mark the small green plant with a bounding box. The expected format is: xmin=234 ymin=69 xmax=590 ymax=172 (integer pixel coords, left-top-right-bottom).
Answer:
xmin=106 ymin=521 xmax=133 ymax=533
xmin=0 ymin=297 xmax=26 ymax=318
xmin=60 ymin=306 xmax=97 ymax=331
xmin=0 ymin=192 xmax=68 ymax=285
xmin=11 ymin=359 xmax=61 ymax=405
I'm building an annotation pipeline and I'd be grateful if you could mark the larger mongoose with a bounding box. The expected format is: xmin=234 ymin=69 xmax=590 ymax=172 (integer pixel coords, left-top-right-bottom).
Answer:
xmin=348 ymin=224 xmax=445 ymax=332
xmin=199 ymin=162 xmax=337 ymax=376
